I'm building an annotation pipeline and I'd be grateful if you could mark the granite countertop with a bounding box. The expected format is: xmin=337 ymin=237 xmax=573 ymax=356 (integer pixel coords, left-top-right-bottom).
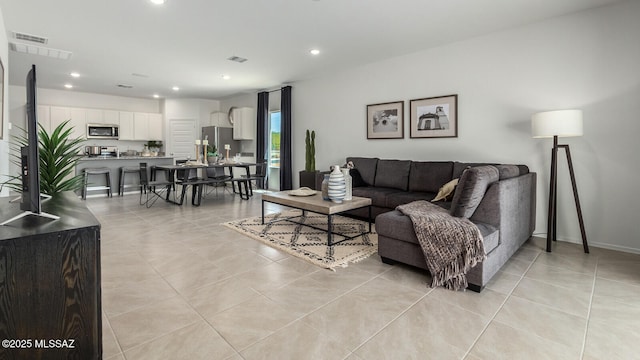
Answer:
xmin=78 ymin=156 xmax=174 ymax=161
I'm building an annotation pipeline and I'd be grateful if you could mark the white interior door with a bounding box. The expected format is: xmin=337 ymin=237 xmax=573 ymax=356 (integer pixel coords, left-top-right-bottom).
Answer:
xmin=168 ymin=119 xmax=197 ymax=161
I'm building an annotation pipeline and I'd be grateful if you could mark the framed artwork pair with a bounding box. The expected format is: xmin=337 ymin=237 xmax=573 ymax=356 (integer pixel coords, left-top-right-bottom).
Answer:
xmin=366 ymin=94 xmax=458 ymax=139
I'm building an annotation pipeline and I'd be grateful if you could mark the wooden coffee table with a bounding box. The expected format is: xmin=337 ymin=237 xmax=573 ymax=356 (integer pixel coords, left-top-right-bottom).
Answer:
xmin=261 ymin=191 xmax=372 ymax=246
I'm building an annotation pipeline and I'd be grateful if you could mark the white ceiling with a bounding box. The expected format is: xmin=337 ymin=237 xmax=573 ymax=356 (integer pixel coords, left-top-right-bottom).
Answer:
xmin=0 ymin=0 xmax=624 ymax=100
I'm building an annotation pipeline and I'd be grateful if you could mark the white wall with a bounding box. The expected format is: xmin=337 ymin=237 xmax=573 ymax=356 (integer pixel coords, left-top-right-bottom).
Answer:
xmin=292 ymin=1 xmax=640 ymax=253
xmin=164 ymin=98 xmax=220 ymax=129
xmin=0 ymin=8 xmax=10 ymax=197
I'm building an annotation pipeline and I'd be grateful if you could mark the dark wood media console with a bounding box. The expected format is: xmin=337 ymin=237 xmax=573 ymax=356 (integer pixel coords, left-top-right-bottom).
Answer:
xmin=0 ymin=192 xmax=102 ymax=359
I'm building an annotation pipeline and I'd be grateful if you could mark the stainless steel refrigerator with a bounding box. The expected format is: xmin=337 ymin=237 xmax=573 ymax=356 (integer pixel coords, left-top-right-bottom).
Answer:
xmin=201 ymin=126 xmax=241 ymax=160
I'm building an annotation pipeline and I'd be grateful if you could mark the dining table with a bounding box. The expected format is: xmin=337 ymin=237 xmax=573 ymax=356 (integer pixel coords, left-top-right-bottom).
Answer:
xmin=153 ymin=162 xmax=255 ymax=205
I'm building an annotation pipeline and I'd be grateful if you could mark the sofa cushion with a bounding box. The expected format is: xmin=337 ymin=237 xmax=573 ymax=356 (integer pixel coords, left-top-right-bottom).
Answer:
xmin=517 ymin=165 xmax=530 ymax=176
xmin=350 ymin=169 xmax=367 ymax=187
xmin=494 ymin=165 xmax=520 ymax=180
xmin=376 ymin=209 xmax=419 ymax=243
xmin=352 ymin=187 xmax=404 ymax=207
xmin=375 ymin=160 xmax=412 ymax=191
xmin=452 ymin=162 xmax=495 ymax=179
xmin=450 ymin=166 xmax=499 ymax=218
xmin=376 ymin=210 xmax=500 ymax=254
xmin=408 ymin=161 xmax=454 ymax=193
xmin=385 ymin=191 xmax=436 ymax=209
xmin=347 ymin=157 xmax=378 ymax=186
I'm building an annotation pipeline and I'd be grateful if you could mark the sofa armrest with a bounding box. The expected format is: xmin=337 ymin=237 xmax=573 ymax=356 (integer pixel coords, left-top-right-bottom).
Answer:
xmin=471 ymin=172 xmax=536 ymax=243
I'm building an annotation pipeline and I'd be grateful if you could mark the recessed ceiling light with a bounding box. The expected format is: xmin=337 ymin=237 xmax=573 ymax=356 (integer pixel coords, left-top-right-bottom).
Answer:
xmin=153 ymin=94 xmax=160 ymax=98
xmin=70 ymin=72 xmax=80 ymax=78
xmin=310 ymin=49 xmax=320 ymax=55
xmin=222 ymin=75 xmax=231 ymax=80
xmin=64 ymin=84 xmax=73 ymax=89
xmin=149 ymin=0 xmax=166 ymax=5
xmin=172 ymin=86 xmax=179 ymax=91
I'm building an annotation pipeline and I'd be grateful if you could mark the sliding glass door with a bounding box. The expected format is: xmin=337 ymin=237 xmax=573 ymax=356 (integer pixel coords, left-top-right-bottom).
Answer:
xmin=268 ymin=111 xmax=281 ymax=189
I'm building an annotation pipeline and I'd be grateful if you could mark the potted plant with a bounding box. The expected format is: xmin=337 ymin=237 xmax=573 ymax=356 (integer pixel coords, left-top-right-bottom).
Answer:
xmin=206 ymin=144 xmax=218 ymax=164
xmin=1 ymin=120 xmax=85 ymax=195
xmin=147 ymin=140 xmax=163 ymax=156
xmin=299 ymin=129 xmax=322 ymax=189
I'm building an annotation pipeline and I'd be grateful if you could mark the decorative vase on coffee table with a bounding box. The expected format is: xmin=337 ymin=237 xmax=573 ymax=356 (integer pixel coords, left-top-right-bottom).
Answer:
xmin=328 ymin=165 xmax=346 ymax=203
xmin=341 ymin=168 xmax=352 ymax=201
xmin=321 ymin=174 xmax=330 ymax=200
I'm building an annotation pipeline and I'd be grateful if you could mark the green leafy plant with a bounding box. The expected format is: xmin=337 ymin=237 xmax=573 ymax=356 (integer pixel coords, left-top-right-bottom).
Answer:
xmin=2 ymin=120 xmax=85 ymax=195
xmin=207 ymin=144 xmax=218 ymax=156
xmin=147 ymin=140 xmax=163 ymax=149
xmin=305 ymin=129 xmax=316 ymax=172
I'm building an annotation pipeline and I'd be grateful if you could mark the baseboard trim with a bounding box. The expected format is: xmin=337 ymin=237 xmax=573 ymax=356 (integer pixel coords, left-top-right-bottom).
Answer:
xmin=531 ymin=233 xmax=640 ymax=255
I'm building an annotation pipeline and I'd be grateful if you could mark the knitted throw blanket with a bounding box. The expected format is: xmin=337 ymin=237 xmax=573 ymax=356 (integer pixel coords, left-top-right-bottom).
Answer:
xmin=396 ymin=201 xmax=486 ymax=291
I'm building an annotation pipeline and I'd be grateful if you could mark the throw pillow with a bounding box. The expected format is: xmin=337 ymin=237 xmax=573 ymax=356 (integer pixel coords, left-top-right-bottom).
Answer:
xmin=350 ymin=169 xmax=367 ymax=187
xmin=450 ymin=166 xmax=499 ymax=218
xmin=431 ymin=178 xmax=459 ymax=202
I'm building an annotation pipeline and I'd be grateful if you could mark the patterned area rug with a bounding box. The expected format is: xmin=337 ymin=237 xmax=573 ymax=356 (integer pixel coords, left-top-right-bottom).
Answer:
xmin=223 ymin=210 xmax=377 ymax=270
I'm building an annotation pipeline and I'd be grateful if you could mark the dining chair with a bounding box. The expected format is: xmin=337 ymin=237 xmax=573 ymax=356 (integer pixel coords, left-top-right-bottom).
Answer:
xmin=138 ymin=162 xmax=173 ymax=208
xmin=240 ymin=160 xmax=268 ymax=196
xmin=204 ymin=166 xmax=233 ymax=196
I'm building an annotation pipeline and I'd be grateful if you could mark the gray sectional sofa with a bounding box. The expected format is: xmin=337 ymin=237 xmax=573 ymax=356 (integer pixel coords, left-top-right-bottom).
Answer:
xmin=346 ymin=157 xmax=536 ymax=292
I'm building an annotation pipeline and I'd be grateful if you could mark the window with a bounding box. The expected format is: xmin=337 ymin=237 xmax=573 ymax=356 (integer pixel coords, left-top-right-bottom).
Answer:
xmin=269 ymin=111 xmax=281 ymax=168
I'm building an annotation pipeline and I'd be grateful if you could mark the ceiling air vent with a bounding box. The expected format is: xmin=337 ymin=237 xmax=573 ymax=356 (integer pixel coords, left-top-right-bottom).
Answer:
xmin=117 ymin=84 xmax=134 ymax=89
xmin=12 ymin=31 xmax=48 ymax=44
xmin=10 ymin=42 xmax=72 ymax=60
xmin=227 ymin=56 xmax=248 ymax=63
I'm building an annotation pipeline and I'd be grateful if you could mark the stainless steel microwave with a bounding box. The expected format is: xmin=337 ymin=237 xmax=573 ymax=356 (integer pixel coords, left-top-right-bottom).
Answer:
xmin=87 ymin=124 xmax=119 ymax=139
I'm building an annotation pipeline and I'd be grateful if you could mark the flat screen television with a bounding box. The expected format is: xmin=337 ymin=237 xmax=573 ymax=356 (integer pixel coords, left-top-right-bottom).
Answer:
xmin=1 ymin=65 xmax=58 ymax=226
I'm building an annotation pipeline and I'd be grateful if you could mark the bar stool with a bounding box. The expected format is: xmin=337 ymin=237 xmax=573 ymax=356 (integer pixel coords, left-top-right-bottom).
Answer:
xmin=118 ymin=166 xmax=141 ymax=196
xmin=82 ymin=167 xmax=112 ymax=199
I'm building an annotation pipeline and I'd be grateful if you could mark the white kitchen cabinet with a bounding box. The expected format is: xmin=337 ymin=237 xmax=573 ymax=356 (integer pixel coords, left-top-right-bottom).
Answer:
xmin=148 ymin=113 xmax=163 ymax=140
xmin=85 ymin=109 xmax=103 ymax=124
xmin=50 ymin=106 xmax=86 ymax=140
xmin=37 ymin=105 xmax=51 ymax=133
xmin=232 ymin=107 xmax=255 ymax=140
xmin=69 ymin=108 xmax=87 ymax=140
xmin=118 ymin=112 xmax=162 ymax=141
xmin=133 ymin=113 xmax=149 ymax=140
xmin=119 ymin=112 xmax=135 ymax=140
xmin=103 ymin=110 xmax=120 ymax=125
xmin=86 ymin=109 xmax=119 ymax=125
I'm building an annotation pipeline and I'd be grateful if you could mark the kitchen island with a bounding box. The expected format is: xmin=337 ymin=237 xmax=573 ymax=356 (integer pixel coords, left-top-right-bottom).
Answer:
xmin=76 ymin=156 xmax=174 ymax=197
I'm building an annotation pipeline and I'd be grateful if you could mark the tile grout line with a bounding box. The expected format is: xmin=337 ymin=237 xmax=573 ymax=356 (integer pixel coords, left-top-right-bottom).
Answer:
xmin=349 ymin=287 xmax=434 ymax=356
xmin=579 ymin=255 xmax=599 ymax=360
xmin=461 ymin=250 xmax=541 ymax=359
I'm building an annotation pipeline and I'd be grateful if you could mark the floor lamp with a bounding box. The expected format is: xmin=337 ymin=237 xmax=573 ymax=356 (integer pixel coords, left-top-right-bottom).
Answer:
xmin=531 ymin=109 xmax=589 ymax=253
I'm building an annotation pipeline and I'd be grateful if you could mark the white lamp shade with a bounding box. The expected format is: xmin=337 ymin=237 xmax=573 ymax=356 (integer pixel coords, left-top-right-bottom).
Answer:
xmin=531 ymin=109 xmax=583 ymax=138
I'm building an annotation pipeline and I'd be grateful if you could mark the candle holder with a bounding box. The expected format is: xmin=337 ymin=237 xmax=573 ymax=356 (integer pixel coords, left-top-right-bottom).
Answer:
xmin=202 ymin=140 xmax=209 ymax=164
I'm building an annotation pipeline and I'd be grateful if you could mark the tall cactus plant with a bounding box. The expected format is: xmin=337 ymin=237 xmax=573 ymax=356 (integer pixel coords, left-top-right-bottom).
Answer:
xmin=305 ymin=129 xmax=316 ymax=172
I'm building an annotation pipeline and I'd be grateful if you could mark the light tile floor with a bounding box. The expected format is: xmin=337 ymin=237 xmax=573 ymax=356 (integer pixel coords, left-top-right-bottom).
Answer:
xmin=88 ymin=190 xmax=640 ymax=360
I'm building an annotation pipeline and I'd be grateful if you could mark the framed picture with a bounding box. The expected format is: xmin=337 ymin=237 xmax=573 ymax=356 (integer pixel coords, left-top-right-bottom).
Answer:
xmin=409 ymin=94 xmax=458 ymax=138
xmin=366 ymin=101 xmax=404 ymax=139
